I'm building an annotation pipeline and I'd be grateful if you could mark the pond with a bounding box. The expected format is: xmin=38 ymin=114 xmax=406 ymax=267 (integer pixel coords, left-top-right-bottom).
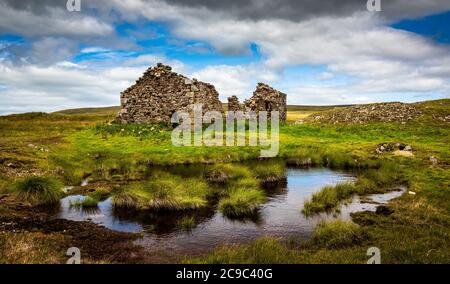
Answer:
xmin=53 ymin=167 xmax=404 ymax=258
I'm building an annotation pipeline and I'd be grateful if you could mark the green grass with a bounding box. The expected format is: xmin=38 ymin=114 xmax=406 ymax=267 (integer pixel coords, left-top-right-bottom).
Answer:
xmin=188 ymin=237 xmax=303 ymax=264
xmin=1 ymin=99 xmax=449 ymax=263
xmin=205 ymin=163 xmax=252 ymax=184
xmin=12 ymin=176 xmax=63 ymax=206
xmin=54 ymin=106 xmax=119 ymax=116
xmin=302 ymin=182 xmax=358 ymax=215
xmin=176 ymin=216 xmax=197 ymax=231
xmin=207 ymin=167 xmax=268 ymax=218
xmin=189 ymin=220 xmax=367 ymax=264
xmin=69 ymin=196 xmax=98 ymax=208
xmin=251 ymin=162 xmax=286 ymax=184
xmin=312 ymin=220 xmax=367 ymax=248
xmin=302 ymin=162 xmax=404 ymax=215
xmin=219 ymin=188 xmax=266 ymax=217
xmin=112 ymin=172 xmax=209 ymax=211
xmin=87 ymin=188 xmax=111 ymax=202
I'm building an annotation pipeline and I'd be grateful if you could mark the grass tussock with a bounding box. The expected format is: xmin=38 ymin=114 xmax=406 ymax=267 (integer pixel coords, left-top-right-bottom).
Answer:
xmin=87 ymin=188 xmax=111 ymax=202
xmin=252 ymin=162 xmax=286 ymax=185
xmin=303 ymin=162 xmax=404 ymax=215
xmin=13 ymin=176 xmax=63 ymax=206
xmin=312 ymin=220 xmax=367 ymax=248
xmin=112 ymin=172 xmax=209 ymax=211
xmin=219 ymin=187 xmax=266 ymax=217
xmin=176 ymin=216 xmax=196 ymax=231
xmin=205 ymin=164 xmax=252 ymax=184
xmin=69 ymin=196 xmax=98 ymax=208
xmin=302 ymin=182 xmax=358 ymax=215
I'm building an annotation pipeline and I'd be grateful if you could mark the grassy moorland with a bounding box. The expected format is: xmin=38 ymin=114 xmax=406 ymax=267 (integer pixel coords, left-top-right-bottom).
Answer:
xmin=0 ymin=99 xmax=449 ymax=263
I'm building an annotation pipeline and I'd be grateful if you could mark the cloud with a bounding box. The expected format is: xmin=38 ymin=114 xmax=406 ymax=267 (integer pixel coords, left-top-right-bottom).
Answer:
xmin=0 ymin=60 xmax=144 ymax=114
xmin=0 ymin=1 xmax=113 ymax=37
xmin=191 ymin=64 xmax=279 ymax=101
xmin=117 ymin=0 xmax=450 ymax=22
xmin=0 ymin=0 xmax=449 ymax=114
xmin=123 ymin=54 xmax=187 ymax=73
xmin=124 ymin=3 xmax=449 ymax=103
xmin=0 ymin=51 xmax=191 ymax=114
xmin=317 ymin=72 xmax=334 ymax=81
xmin=80 ymin=47 xmax=111 ymax=53
xmin=30 ymin=37 xmax=78 ymax=65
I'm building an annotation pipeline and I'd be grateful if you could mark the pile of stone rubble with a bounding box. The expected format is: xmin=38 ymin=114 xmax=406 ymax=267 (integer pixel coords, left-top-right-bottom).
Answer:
xmin=308 ymin=102 xmax=422 ymax=124
xmin=374 ymin=142 xmax=412 ymax=154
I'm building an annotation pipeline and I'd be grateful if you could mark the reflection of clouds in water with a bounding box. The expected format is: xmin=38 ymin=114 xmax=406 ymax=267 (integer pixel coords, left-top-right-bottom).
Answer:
xmin=54 ymin=167 xmax=405 ymax=257
xmin=56 ymin=196 xmax=143 ymax=232
xmin=339 ymin=187 xmax=406 ymax=219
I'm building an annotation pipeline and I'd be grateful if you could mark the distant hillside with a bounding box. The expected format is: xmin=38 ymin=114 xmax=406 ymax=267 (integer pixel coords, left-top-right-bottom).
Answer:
xmin=53 ymin=105 xmax=349 ymax=116
xmin=54 ymin=106 xmax=120 ymax=115
xmin=8 ymin=100 xmax=445 ymax=123
xmin=286 ymin=105 xmax=353 ymax=111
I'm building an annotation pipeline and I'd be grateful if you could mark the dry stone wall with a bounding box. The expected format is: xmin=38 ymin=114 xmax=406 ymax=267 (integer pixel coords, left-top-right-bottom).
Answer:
xmin=116 ymin=63 xmax=223 ymax=124
xmin=243 ymin=83 xmax=287 ymax=122
xmin=227 ymin=95 xmax=241 ymax=112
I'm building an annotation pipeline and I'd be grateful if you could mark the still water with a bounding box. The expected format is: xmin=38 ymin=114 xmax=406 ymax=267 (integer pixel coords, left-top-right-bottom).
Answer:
xmin=54 ymin=167 xmax=403 ymax=257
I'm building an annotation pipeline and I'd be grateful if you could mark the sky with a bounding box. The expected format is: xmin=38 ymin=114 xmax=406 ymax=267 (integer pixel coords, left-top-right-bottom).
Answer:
xmin=0 ymin=0 xmax=450 ymax=114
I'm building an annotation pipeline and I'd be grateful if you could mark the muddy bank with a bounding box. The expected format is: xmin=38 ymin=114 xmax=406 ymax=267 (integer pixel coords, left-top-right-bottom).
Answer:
xmin=0 ymin=199 xmax=166 ymax=263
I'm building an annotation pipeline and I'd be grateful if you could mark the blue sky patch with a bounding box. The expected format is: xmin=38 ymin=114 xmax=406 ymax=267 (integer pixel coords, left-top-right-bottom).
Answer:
xmin=392 ymin=10 xmax=450 ymax=44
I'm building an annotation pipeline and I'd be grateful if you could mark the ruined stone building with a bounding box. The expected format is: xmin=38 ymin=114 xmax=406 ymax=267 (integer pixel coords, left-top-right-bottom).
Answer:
xmin=227 ymin=95 xmax=241 ymax=112
xmin=116 ymin=64 xmax=287 ymax=125
xmin=226 ymin=83 xmax=287 ymax=122
xmin=116 ymin=63 xmax=223 ymax=124
xmin=227 ymin=84 xmax=287 ymax=121
xmin=244 ymin=83 xmax=287 ymax=122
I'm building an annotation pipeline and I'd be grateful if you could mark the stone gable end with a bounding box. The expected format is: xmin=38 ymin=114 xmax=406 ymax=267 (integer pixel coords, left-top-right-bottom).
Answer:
xmin=116 ymin=63 xmax=223 ymax=124
xmin=244 ymin=83 xmax=287 ymax=122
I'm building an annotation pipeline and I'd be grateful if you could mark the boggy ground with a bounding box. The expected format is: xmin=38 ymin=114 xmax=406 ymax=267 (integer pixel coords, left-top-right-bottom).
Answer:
xmin=0 ymin=100 xmax=449 ymax=264
xmin=0 ymin=195 xmax=170 ymax=264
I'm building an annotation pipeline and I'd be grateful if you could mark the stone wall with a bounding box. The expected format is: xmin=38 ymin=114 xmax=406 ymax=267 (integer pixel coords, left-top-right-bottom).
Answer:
xmin=116 ymin=63 xmax=223 ymax=124
xmin=227 ymin=95 xmax=241 ymax=112
xmin=243 ymin=83 xmax=287 ymax=122
xmin=307 ymin=102 xmax=423 ymax=124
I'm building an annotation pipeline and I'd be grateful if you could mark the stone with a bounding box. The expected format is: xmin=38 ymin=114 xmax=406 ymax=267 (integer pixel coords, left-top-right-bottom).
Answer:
xmin=243 ymin=83 xmax=287 ymax=122
xmin=376 ymin=205 xmax=394 ymax=216
xmin=308 ymin=102 xmax=422 ymax=124
xmin=393 ymin=150 xmax=414 ymax=157
xmin=375 ymin=142 xmax=413 ymax=155
xmin=302 ymin=158 xmax=312 ymax=166
xmin=227 ymin=95 xmax=241 ymax=112
xmin=432 ymin=114 xmax=450 ymax=123
xmin=116 ymin=63 xmax=223 ymax=125
xmin=429 ymin=156 xmax=438 ymax=165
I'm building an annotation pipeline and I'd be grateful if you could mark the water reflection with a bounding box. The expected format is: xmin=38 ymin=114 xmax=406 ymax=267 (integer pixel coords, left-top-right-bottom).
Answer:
xmin=54 ymin=166 xmax=404 ymax=257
